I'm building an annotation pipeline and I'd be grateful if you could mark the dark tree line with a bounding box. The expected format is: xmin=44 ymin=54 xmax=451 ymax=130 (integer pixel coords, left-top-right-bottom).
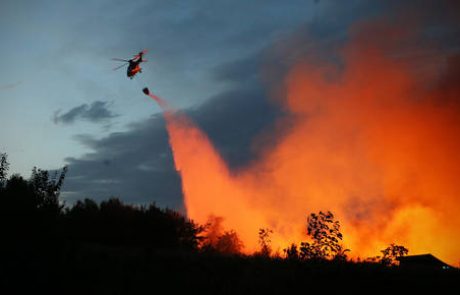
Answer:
xmin=0 ymin=153 xmax=201 ymax=251
xmin=0 ymin=152 xmax=410 ymax=261
xmin=1 ymin=153 xmax=458 ymax=294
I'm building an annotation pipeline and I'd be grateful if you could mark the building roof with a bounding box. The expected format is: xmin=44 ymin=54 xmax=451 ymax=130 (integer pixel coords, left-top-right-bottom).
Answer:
xmin=397 ymin=254 xmax=452 ymax=269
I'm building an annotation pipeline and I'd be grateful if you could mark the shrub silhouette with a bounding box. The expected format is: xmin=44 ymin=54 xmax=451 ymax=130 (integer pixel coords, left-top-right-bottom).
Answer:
xmin=200 ymin=216 xmax=244 ymax=254
xmin=201 ymin=215 xmax=225 ymax=248
xmin=283 ymin=243 xmax=300 ymax=260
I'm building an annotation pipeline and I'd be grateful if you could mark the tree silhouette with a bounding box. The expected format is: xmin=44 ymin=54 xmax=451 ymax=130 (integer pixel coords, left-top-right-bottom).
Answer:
xmin=1 ymin=174 xmax=37 ymax=211
xmin=64 ymin=197 xmax=203 ymax=250
xmin=0 ymin=154 xmax=204 ymax=253
xmin=0 ymin=152 xmax=8 ymax=188
xmin=380 ymin=244 xmax=409 ymax=266
xmin=3 ymin=153 xmax=455 ymax=294
xmin=0 ymin=154 xmax=67 ymax=216
xmin=258 ymin=228 xmax=273 ymax=257
xmin=214 ymin=230 xmax=244 ymax=255
xmin=30 ymin=166 xmax=67 ymax=212
xmin=299 ymin=211 xmax=348 ymax=260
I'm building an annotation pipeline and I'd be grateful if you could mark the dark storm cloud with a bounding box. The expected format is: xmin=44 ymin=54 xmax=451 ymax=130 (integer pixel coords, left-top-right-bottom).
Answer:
xmin=63 ymin=113 xmax=184 ymax=208
xmin=54 ymin=101 xmax=118 ymax=124
xmin=62 ymin=81 xmax=280 ymax=208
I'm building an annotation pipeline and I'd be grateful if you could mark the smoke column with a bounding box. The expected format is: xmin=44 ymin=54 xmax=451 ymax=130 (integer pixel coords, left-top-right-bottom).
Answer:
xmin=144 ymin=88 xmax=269 ymax=248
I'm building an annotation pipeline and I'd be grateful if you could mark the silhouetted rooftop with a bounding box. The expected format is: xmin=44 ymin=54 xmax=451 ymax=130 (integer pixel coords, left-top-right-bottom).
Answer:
xmin=397 ymin=254 xmax=453 ymax=270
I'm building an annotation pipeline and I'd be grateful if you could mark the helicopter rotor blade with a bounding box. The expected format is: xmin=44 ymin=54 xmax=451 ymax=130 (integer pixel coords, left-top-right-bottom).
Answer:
xmin=111 ymin=58 xmax=130 ymax=62
xmin=112 ymin=63 xmax=128 ymax=71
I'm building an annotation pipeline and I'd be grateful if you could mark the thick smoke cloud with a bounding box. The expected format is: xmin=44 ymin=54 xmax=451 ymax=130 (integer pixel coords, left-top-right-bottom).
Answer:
xmin=162 ymin=3 xmax=460 ymax=264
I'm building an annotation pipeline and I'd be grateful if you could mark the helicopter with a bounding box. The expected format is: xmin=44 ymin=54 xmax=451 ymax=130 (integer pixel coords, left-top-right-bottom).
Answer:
xmin=112 ymin=50 xmax=147 ymax=79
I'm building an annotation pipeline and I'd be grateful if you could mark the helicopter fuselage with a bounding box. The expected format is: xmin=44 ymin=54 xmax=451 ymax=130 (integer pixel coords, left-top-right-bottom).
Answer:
xmin=127 ymin=60 xmax=142 ymax=78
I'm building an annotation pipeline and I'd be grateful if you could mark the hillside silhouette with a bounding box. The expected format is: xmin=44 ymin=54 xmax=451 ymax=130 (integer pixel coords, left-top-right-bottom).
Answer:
xmin=0 ymin=152 xmax=458 ymax=294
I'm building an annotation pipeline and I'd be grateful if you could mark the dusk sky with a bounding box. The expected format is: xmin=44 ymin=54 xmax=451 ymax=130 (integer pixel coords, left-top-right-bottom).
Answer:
xmin=1 ymin=0 xmax=458 ymax=211
xmin=0 ymin=0 xmax=338 ymax=207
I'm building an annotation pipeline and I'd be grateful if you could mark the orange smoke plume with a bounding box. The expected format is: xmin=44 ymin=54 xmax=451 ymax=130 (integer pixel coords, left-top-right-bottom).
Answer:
xmin=154 ymin=20 xmax=460 ymax=264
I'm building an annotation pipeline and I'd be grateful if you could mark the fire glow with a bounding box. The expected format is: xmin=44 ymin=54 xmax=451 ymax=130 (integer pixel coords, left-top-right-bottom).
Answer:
xmin=150 ymin=20 xmax=460 ymax=264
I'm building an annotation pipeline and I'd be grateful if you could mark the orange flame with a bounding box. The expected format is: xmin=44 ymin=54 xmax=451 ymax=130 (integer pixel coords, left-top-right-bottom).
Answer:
xmin=153 ymin=20 xmax=460 ymax=264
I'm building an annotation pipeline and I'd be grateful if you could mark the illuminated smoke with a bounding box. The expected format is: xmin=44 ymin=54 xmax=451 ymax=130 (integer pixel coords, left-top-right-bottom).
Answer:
xmin=148 ymin=19 xmax=460 ymax=264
